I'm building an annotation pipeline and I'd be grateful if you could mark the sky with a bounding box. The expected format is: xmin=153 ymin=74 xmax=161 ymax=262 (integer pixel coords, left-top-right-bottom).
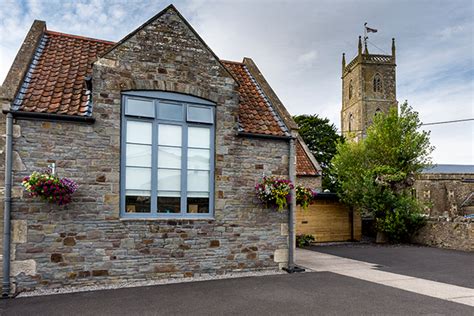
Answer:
xmin=1 ymin=0 xmax=473 ymax=164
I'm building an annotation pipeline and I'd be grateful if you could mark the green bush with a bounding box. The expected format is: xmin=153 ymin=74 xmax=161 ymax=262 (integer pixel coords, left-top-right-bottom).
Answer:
xmin=376 ymin=195 xmax=426 ymax=242
xmin=296 ymin=234 xmax=315 ymax=247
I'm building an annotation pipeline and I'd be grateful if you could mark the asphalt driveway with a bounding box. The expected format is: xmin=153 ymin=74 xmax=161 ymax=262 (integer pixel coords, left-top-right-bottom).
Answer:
xmin=1 ymin=272 xmax=473 ymax=316
xmin=305 ymin=243 xmax=474 ymax=288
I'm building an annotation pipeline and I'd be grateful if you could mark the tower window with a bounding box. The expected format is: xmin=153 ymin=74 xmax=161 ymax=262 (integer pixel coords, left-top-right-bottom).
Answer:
xmin=349 ymin=113 xmax=353 ymax=132
xmin=373 ymin=74 xmax=382 ymax=92
xmin=349 ymin=80 xmax=353 ymax=99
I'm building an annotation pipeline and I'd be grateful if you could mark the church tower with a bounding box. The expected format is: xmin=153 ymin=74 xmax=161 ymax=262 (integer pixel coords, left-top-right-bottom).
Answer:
xmin=341 ymin=36 xmax=398 ymax=140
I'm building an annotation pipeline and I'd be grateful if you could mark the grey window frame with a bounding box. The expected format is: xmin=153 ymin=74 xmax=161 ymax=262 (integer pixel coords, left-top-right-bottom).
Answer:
xmin=120 ymin=91 xmax=216 ymax=219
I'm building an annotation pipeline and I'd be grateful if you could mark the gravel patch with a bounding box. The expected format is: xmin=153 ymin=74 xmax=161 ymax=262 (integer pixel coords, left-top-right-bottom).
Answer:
xmin=16 ymin=269 xmax=286 ymax=298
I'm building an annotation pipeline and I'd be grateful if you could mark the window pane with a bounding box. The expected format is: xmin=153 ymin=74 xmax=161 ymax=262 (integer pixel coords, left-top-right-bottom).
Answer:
xmin=126 ymin=98 xmax=154 ymax=117
xmin=126 ymin=144 xmax=151 ymax=167
xmin=126 ymin=167 xmax=151 ymax=190
xmin=157 ymin=102 xmax=182 ymax=121
xmin=127 ymin=121 xmax=152 ymax=144
xmin=188 ymin=127 xmax=210 ymax=148
xmin=125 ymin=194 xmax=150 ymax=213
xmin=187 ymin=170 xmax=209 ymax=192
xmin=187 ymin=148 xmax=210 ymax=170
xmin=158 ymin=124 xmax=182 ymax=146
xmin=187 ymin=197 xmax=209 ymax=213
xmin=158 ymin=146 xmax=181 ymax=169
xmin=157 ymin=196 xmax=180 ymax=213
xmin=187 ymin=106 xmax=213 ymax=123
xmin=158 ymin=169 xmax=181 ymax=191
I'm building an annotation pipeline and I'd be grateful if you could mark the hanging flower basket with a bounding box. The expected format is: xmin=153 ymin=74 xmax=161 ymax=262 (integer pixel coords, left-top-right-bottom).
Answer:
xmin=255 ymin=176 xmax=316 ymax=211
xmin=22 ymin=168 xmax=78 ymax=206
xmin=296 ymin=185 xmax=317 ymax=209
xmin=255 ymin=176 xmax=293 ymax=211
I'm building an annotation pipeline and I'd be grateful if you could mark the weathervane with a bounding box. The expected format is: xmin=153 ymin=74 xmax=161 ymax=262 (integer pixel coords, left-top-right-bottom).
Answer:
xmin=364 ymin=22 xmax=378 ymax=53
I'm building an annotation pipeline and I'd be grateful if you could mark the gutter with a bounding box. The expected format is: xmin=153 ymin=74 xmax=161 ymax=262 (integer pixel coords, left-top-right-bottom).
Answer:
xmin=2 ymin=113 xmax=13 ymax=297
xmin=2 ymin=110 xmax=95 ymax=124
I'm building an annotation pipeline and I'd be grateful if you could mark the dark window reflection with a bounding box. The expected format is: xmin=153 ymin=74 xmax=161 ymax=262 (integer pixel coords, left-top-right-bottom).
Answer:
xmin=126 ymin=195 xmax=150 ymax=213
xmin=187 ymin=197 xmax=209 ymax=213
xmin=158 ymin=196 xmax=181 ymax=213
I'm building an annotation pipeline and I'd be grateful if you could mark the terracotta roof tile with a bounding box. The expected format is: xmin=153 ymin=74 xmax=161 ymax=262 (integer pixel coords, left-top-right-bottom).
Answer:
xmin=13 ymin=30 xmax=114 ymax=116
xmin=221 ymin=61 xmax=287 ymax=137
xmin=12 ymin=28 xmax=321 ymax=176
xmin=296 ymin=141 xmax=319 ymax=176
xmin=14 ymin=31 xmax=289 ymax=136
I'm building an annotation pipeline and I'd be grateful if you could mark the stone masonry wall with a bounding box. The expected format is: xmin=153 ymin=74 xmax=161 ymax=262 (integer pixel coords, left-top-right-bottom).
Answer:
xmin=296 ymin=176 xmax=322 ymax=191
xmin=412 ymin=219 xmax=473 ymax=252
xmin=414 ymin=173 xmax=474 ymax=218
xmin=8 ymin=8 xmax=289 ymax=293
xmin=411 ymin=173 xmax=473 ymax=252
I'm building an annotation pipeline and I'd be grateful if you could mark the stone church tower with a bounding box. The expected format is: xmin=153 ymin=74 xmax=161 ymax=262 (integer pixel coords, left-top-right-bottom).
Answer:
xmin=341 ymin=36 xmax=398 ymax=140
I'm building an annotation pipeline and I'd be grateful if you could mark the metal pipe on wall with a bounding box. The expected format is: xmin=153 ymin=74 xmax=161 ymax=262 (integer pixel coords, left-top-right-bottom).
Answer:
xmin=288 ymin=137 xmax=296 ymax=267
xmin=284 ymin=134 xmax=304 ymax=273
xmin=2 ymin=113 xmax=13 ymax=297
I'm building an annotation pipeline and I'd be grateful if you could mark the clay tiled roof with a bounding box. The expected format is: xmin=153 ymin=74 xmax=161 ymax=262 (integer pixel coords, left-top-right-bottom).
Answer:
xmin=13 ymin=31 xmax=114 ymax=116
xmin=11 ymin=28 xmax=320 ymax=176
xmin=296 ymin=141 xmax=319 ymax=176
xmin=12 ymin=30 xmax=289 ymax=136
xmin=221 ymin=61 xmax=288 ymax=137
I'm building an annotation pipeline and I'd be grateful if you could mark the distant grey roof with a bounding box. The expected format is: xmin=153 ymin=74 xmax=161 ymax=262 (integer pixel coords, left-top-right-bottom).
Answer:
xmin=422 ymin=164 xmax=474 ymax=174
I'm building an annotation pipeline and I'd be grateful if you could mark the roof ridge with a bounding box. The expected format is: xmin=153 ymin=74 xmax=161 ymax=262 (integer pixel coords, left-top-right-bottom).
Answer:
xmin=45 ymin=30 xmax=115 ymax=45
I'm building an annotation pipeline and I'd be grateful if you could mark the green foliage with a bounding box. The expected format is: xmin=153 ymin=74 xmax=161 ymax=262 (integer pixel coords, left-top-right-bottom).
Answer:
xmin=376 ymin=195 xmax=426 ymax=242
xmin=331 ymin=102 xmax=433 ymax=242
xmin=295 ymin=185 xmax=316 ymax=209
xmin=293 ymin=114 xmax=344 ymax=191
xmin=296 ymin=234 xmax=315 ymax=247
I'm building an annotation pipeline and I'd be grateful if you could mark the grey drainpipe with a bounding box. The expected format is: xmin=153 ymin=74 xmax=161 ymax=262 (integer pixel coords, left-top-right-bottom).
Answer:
xmin=283 ymin=135 xmax=304 ymax=273
xmin=288 ymin=137 xmax=296 ymax=266
xmin=2 ymin=113 xmax=13 ymax=297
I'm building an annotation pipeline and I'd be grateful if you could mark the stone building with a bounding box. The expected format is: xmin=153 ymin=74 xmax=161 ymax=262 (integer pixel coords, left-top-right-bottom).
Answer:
xmin=341 ymin=36 xmax=398 ymax=140
xmin=412 ymin=165 xmax=473 ymax=251
xmin=415 ymin=165 xmax=474 ymax=218
xmin=0 ymin=5 xmax=321 ymax=294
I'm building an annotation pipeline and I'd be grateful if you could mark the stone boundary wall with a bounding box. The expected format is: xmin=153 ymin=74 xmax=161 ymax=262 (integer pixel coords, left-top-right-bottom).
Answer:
xmin=411 ymin=218 xmax=473 ymax=252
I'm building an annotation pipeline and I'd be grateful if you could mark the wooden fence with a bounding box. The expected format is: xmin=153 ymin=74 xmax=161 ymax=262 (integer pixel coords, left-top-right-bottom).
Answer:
xmin=296 ymin=193 xmax=361 ymax=242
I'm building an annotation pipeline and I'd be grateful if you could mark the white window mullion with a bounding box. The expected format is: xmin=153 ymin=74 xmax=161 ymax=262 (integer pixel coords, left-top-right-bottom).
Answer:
xmin=180 ymin=123 xmax=188 ymax=214
xmin=151 ymin=119 xmax=158 ymax=215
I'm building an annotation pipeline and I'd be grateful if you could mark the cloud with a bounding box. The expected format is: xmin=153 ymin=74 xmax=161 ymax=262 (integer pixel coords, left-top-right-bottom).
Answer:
xmin=0 ymin=0 xmax=472 ymax=164
xmin=297 ymin=50 xmax=319 ymax=65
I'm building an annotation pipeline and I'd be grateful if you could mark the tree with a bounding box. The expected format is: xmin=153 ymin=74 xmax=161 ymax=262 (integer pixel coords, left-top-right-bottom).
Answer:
xmin=331 ymin=102 xmax=434 ymax=242
xmin=293 ymin=114 xmax=344 ymax=192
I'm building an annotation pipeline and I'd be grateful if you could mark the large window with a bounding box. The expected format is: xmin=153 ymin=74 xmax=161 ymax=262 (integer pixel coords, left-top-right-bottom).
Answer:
xmin=121 ymin=91 xmax=215 ymax=218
